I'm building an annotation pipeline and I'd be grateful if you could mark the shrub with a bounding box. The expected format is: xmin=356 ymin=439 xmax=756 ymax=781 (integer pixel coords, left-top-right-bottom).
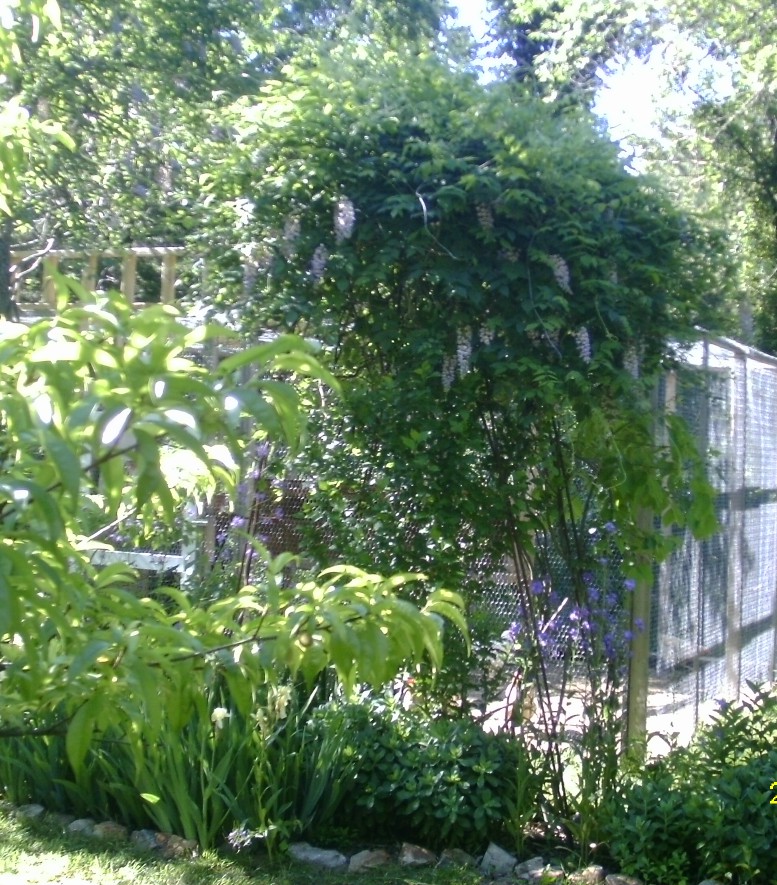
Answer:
xmin=316 ymin=696 xmax=544 ymax=851
xmin=602 ymin=683 xmax=777 ymax=884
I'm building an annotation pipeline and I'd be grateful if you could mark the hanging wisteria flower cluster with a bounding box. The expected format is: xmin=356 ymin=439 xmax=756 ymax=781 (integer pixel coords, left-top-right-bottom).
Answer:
xmin=456 ymin=325 xmax=472 ymax=375
xmin=548 ymin=254 xmax=572 ymax=295
xmin=441 ymin=354 xmax=456 ymax=392
xmin=441 ymin=326 xmax=474 ymax=391
xmin=479 ymin=325 xmax=495 ymax=346
xmin=475 ymin=201 xmax=495 ymax=232
xmin=309 ymin=244 xmax=329 ymax=284
xmin=574 ymin=326 xmax=592 ymax=363
xmin=334 ymin=197 xmax=356 ymax=244
xmin=623 ymin=345 xmax=640 ymax=379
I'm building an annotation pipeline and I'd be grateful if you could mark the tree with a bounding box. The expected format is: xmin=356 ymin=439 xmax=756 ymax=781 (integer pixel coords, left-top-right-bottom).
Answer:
xmin=204 ymin=43 xmax=718 ymax=831
xmin=486 ymin=0 xmax=777 ymax=350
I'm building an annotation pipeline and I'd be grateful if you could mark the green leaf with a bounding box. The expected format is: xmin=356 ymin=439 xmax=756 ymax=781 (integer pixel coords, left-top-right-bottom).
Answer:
xmin=66 ymin=696 xmax=102 ymax=776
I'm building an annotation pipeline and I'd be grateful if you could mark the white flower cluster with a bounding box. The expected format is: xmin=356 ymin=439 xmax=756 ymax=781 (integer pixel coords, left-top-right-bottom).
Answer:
xmin=310 ymin=244 xmax=329 ymax=284
xmin=574 ymin=327 xmax=592 ymax=363
xmin=442 ymin=354 xmax=456 ymax=392
xmin=282 ymin=216 xmax=300 ymax=259
xmin=240 ymin=243 xmax=271 ymax=295
xmin=623 ymin=345 xmax=640 ymax=379
xmin=334 ymin=197 xmax=356 ymax=244
xmin=502 ymin=246 xmax=520 ymax=263
xmin=441 ymin=326 xmax=474 ymax=391
xmin=549 ymin=254 xmax=572 ymax=295
xmin=475 ymin=202 xmax=494 ymax=232
xmin=479 ymin=325 xmax=495 ymax=346
xmin=456 ymin=325 xmax=472 ymax=375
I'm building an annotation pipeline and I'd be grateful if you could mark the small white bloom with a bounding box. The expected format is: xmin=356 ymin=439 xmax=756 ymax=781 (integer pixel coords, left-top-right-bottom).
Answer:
xmin=211 ymin=707 xmax=231 ymax=731
xmin=273 ymin=685 xmax=292 ymax=720
xmin=479 ymin=326 xmax=495 ymax=346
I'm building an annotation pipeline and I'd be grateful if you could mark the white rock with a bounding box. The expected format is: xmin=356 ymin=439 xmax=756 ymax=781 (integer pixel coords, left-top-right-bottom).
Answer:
xmin=67 ymin=818 xmax=96 ymax=836
xmin=480 ymin=842 xmax=517 ymax=876
xmin=15 ymin=804 xmax=45 ymax=820
xmin=289 ymin=842 xmax=347 ymax=869
xmin=399 ymin=843 xmax=436 ymax=867
xmin=437 ymin=848 xmax=477 ymax=869
xmin=348 ymin=849 xmax=392 ymax=872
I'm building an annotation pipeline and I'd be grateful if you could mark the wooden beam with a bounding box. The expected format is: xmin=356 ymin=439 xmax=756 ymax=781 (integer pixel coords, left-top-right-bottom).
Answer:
xmin=161 ymin=253 xmax=177 ymax=304
xmin=81 ymin=254 xmax=98 ymax=292
xmin=42 ymin=256 xmax=59 ymax=308
xmin=121 ymin=253 xmax=138 ymax=303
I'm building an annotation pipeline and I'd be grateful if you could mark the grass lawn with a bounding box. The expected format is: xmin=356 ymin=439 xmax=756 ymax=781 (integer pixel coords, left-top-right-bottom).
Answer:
xmin=0 ymin=813 xmax=485 ymax=885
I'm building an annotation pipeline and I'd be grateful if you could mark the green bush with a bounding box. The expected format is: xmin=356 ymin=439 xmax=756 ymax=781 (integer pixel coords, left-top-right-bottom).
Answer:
xmin=317 ymin=696 xmax=544 ymax=851
xmin=603 ymin=684 xmax=777 ymax=884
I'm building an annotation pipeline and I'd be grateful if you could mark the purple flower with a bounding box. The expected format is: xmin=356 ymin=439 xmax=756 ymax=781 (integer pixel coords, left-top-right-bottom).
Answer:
xmin=623 ymin=630 xmax=634 ymax=643
xmin=624 ymin=578 xmax=637 ymax=592
xmin=604 ymin=521 xmax=617 ymax=534
xmin=530 ymin=579 xmax=545 ymax=596
xmin=508 ymin=621 xmax=522 ymax=641
xmin=231 ymin=515 xmax=248 ymax=530
xmin=634 ymin=618 xmax=645 ymax=632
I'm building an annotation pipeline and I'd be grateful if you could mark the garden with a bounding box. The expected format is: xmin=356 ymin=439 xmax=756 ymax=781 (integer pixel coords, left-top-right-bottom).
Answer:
xmin=1 ymin=3 xmax=777 ymax=885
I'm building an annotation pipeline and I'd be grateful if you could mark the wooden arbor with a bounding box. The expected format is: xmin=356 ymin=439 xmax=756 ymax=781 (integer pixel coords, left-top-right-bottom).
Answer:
xmin=10 ymin=245 xmax=186 ymax=315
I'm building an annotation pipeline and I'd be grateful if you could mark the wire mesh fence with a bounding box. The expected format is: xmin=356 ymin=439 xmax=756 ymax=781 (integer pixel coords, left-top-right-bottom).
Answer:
xmin=648 ymin=336 xmax=777 ymax=743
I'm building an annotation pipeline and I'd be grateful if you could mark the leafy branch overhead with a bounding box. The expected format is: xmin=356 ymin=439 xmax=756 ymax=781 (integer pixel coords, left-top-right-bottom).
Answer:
xmin=0 ymin=287 xmax=466 ymax=762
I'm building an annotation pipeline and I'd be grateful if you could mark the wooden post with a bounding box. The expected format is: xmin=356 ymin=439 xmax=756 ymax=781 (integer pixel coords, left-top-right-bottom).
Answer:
xmin=81 ymin=254 xmax=98 ymax=292
xmin=726 ymin=349 xmax=746 ymax=698
xmin=121 ymin=253 xmax=138 ymax=303
xmin=625 ymin=381 xmax=664 ymax=759
xmin=625 ymin=507 xmax=655 ymax=760
xmin=42 ymin=256 xmax=59 ymax=308
xmin=161 ymin=252 xmax=177 ymax=304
